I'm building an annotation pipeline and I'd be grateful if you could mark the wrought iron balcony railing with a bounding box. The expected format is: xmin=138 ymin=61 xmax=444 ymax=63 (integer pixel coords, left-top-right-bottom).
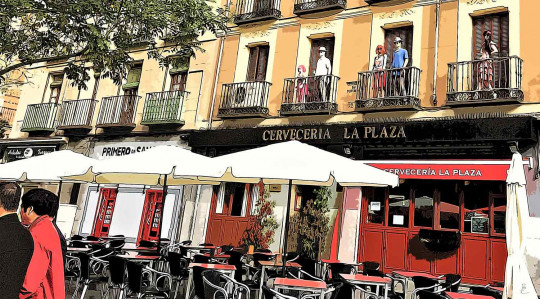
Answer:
xmin=141 ymin=90 xmax=188 ymax=125
xmin=57 ymin=99 xmax=96 ymax=129
xmin=446 ymin=56 xmax=523 ymax=106
xmin=233 ymin=0 xmax=281 ymax=25
xmin=21 ymin=103 xmax=59 ymax=132
xmin=96 ymin=95 xmax=140 ymax=128
xmin=218 ymin=81 xmax=271 ymax=118
xmin=0 ymin=106 xmax=16 ymax=125
xmin=281 ymin=75 xmax=339 ymax=115
xmin=355 ymin=66 xmax=422 ymax=111
xmin=294 ymin=0 xmax=346 ymax=15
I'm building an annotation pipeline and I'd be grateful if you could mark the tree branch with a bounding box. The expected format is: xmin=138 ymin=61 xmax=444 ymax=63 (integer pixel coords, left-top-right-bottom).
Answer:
xmin=0 ymin=47 xmax=88 ymax=78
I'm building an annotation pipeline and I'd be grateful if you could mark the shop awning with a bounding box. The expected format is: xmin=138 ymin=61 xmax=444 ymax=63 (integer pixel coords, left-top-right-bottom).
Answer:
xmin=365 ymin=159 xmax=532 ymax=181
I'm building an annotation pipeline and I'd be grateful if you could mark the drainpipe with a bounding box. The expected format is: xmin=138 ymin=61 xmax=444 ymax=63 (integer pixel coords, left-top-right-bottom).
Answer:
xmin=431 ymin=0 xmax=441 ymax=106
xmin=189 ymin=185 xmax=202 ymax=241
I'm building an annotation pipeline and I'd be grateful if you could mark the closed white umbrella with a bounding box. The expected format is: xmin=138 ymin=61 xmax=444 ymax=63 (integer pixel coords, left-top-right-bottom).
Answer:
xmin=175 ymin=141 xmax=399 ymax=273
xmin=0 ymin=150 xmax=96 ymax=182
xmin=504 ymin=152 xmax=536 ymax=299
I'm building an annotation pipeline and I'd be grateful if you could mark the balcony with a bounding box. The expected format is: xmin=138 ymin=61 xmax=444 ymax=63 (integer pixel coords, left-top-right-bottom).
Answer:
xmin=141 ymin=90 xmax=187 ymax=125
xmin=294 ymin=0 xmax=346 ymax=15
xmin=21 ymin=103 xmax=59 ymax=132
xmin=57 ymin=99 xmax=96 ymax=130
xmin=0 ymin=106 xmax=16 ymax=125
xmin=233 ymin=0 xmax=281 ymax=25
xmin=446 ymin=56 xmax=523 ymax=106
xmin=96 ymin=95 xmax=140 ymax=128
xmin=281 ymin=75 xmax=339 ymax=115
xmin=218 ymin=81 xmax=270 ymax=118
xmin=355 ymin=67 xmax=422 ymax=111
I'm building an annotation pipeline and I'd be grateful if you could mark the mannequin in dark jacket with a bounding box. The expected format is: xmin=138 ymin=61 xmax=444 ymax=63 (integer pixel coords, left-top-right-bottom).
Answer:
xmin=0 ymin=182 xmax=34 ymax=299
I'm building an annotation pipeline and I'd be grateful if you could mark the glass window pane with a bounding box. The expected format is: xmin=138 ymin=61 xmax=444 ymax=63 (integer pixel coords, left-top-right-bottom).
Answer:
xmin=389 ymin=185 xmax=409 ymax=227
xmin=493 ymin=196 xmax=506 ymax=234
xmin=414 ymin=187 xmax=434 ymax=227
xmin=250 ymin=184 xmax=260 ymax=215
xmin=366 ymin=188 xmax=386 ymax=224
xmin=440 ymin=184 xmax=460 ymax=230
xmin=463 ymin=183 xmax=489 ymax=233
xmin=230 ymin=183 xmax=246 ymax=216
xmin=215 ymin=183 xmax=225 ymax=214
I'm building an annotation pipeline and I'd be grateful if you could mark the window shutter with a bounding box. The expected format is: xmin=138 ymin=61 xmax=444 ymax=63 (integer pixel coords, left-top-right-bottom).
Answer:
xmin=385 ymin=26 xmax=413 ymax=67
xmin=472 ymin=13 xmax=509 ymax=59
xmin=256 ymin=46 xmax=269 ymax=81
xmin=308 ymin=40 xmax=320 ymax=76
xmin=246 ymin=47 xmax=260 ymax=82
xmin=123 ymin=65 xmax=142 ymax=89
xmin=170 ymin=58 xmax=190 ymax=74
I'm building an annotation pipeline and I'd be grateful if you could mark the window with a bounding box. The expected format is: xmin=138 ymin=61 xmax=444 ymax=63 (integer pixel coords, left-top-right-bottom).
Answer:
xmin=463 ymin=183 xmax=490 ymax=233
xmin=366 ymin=188 xmax=386 ymax=224
xmin=69 ymin=183 xmax=81 ymax=205
xmin=388 ymin=185 xmax=410 ymax=227
xmin=123 ymin=63 xmax=143 ymax=95
xmin=48 ymin=73 xmax=64 ymax=104
xmin=308 ymin=37 xmax=335 ymax=76
xmin=491 ymin=195 xmax=506 ymax=235
xmin=170 ymin=73 xmax=187 ymax=91
xmin=215 ymin=183 xmax=250 ymax=217
xmin=472 ymin=13 xmax=509 ymax=59
xmin=414 ymin=185 xmax=434 ymax=227
xmin=384 ymin=26 xmax=413 ymax=67
xmin=438 ymin=183 xmax=460 ymax=230
xmin=246 ymin=45 xmax=269 ymax=82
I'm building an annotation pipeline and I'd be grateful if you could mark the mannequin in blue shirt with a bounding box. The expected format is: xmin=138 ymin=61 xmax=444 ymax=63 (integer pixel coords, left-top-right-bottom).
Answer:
xmin=392 ymin=37 xmax=408 ymax=96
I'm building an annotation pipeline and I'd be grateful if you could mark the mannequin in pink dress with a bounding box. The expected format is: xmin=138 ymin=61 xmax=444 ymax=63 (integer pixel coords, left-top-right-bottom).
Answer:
xmin=372 ymin=45 xmax=388 ymax=98
xmin=296 ymin=65 xmax=308 ymax=103
xmin=478 ymin=30 xmax=499 ymax=90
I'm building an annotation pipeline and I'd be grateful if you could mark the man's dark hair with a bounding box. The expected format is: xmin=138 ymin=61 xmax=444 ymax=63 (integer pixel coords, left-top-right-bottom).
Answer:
xmin=21 ymin=188 xmax=57 ymax=216
xmin=0 ymin=182 xmax=22 ymax=211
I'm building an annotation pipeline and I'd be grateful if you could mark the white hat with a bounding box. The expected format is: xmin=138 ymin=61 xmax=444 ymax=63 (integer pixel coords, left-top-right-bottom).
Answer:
xmin=394 ymin=37 xmax=403 ymax=43
xmin=319 ymin=47 xmax=327 ymax=52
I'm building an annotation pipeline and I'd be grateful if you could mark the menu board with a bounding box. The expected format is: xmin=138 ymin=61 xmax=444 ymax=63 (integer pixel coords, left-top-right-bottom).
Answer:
xmin=471 ymin=217 xmax=489 ymax=234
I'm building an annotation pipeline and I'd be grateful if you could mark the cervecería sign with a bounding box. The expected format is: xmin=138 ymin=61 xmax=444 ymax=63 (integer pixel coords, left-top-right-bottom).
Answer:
xmin=262 ymin=125 xmax=406 ymax=141
xmin=366 ymin=163 xmax=511 ymax=181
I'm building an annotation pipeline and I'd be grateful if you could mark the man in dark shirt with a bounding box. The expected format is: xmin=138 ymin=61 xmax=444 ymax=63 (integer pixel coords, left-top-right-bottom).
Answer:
xmin=47 ymin=195 xmax=67 ymax=260
xmin=0 ymin=182 xmax=34 ymax=299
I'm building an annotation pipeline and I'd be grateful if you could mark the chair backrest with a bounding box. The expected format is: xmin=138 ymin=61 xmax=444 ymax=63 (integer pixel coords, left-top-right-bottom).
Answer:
xmin=411 ymin=276 xmax=439 ymax=289
xmin=253 ymin=253 xmax=275 ymax=266
xmin=297 ymin=255 xmax=318 ymax=277
xmin=328 ymin=282 xmax=343 ymax=299
xmin=227 ymin=250 xmax=245 ymax=282
xmin=362 ymin=261 xmax=380 ymax=274
xmin=193 ymin=254 xmax=211 ymax=263
xmin=200 ymin=243 xmax=214 ymax=246
xmin=327 ymin=263 xmax=354 ymax=282
xmin=86 ymin=235 xmax=101 ymax=241
xmin=71 ymin=235 xmax=84 ymax=241
xmin=180 ymin=240 xmax=192 ymax=246
xmin=193 ymin=266 xmax=207 ymax=299
xmin=220 ymin=245 xmax=234 ymax=253
xmin=139 ymin=240 xmax=157 ymax=248
xmin=202 ymin=270 xmax=227 ymax=299
xmin=71 ymin=240 xmax=87 ymax=248
xmin=110 ymin=235 xmax=125 ymax=238
xmin=108 ymin=256 xmax=127 ymax=285
xmin=126 ymin=261 xmax=144 ymax=294
xmin=416 ymin=290 xmax=448 ymax=299
xmin=92 ymin=248 xmax=114 ymax=258
xmin=470 ymin=286 xmax=503 ymax=299
xmin=256 ymin=248 xmax=272 ymax=253
xmin=168 ymin=252 xmax=189 ymax=277
xmin=178 ymin=245 xmax=189 ymax=257
xmin=108 ymin=239 xmax=125 ymax=251
xmin=444 ymin=274 xmax=461 ymax=292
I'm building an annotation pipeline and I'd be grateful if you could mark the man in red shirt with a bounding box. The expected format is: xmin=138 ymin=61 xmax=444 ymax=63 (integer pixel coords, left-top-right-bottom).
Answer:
xmin=19 ymin=189 xmax=65 ymax=299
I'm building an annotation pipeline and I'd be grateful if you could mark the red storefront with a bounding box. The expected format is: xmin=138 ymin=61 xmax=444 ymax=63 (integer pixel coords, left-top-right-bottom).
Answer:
xmin=359 ymin=160 xmax=524 ymax=285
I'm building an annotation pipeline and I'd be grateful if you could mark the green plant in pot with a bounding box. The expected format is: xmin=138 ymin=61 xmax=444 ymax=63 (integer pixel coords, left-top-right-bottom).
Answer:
xmin=240 ymin=186 xmax=278 ymax=251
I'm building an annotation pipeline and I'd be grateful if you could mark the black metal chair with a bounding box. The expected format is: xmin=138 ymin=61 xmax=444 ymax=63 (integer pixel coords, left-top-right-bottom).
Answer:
xmin=219 ymin=245 xmax=234 ymax=254
xmin=86 ymin=235 xmax=101 ymax=241
xmin=193 ymin=254 xmax=211 ymax=264
xmin=351 ymin=284 xmax=383 ymax=299
xmin=202 ymin=270 xmax=228 ymax=299
xmin=71 ymin=235 xmax=84 ymax=241
xmin=470 ymin=286 xmax=503 ymax=299
xmin=139 ymin=240 xmax=158 ymax=248
xmin=192 ymin=266 xmax=207 ymax=299
xmin=325 ymin=263 xmax=356 ymax=283
xmin=180 ymin=240 xmax=193 ymax=246
xmin=364 ymin=269 xmax=385 ymax=277
xmin=220 ymin=272 xmax=251 ymax=299
xmin=168 ymin=252 xmax=190 ymax=299
xmin=126 ymin=260 xmax=171 ymax=298
xmin=70 ymin=240 xmax=88 ymax=249
xmin=299 ymin=282 xmax=341 ymax=299
xmin=261 ymin=285 xmax=295 ymax=299
xmin=107 ymin=239 xmax=126 ymax=252
xmin=440 ymin=274 xmax=461 ymax=292
xmin=71 ymin=252 xmax=110 ymax=299
xmin=411 ymin=276 xmax=441 ymax=298
xmin=362 ymin=261 xmax=380 ymax=274
xmin=296 ymin=256 xmax=319 ymax=278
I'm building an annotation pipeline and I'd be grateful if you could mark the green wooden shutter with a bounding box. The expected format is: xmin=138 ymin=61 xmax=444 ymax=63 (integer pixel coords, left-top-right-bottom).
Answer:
xmin=123 ymin=66 xmax=142 ymax=89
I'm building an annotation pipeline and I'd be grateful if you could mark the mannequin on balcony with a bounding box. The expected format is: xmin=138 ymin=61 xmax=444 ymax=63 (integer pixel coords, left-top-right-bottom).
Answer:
xmin=478 ymin=30 xmax=499 ymax=90
xmin=296 ymin=65 xmax=308 ymax=103
xmin=372 ymin=45 xmax=388 ymax=98
xmin=315 ymin=47 xmax=332 ymax=102
xmin=391 ymin=37 xmax=408 ymax=96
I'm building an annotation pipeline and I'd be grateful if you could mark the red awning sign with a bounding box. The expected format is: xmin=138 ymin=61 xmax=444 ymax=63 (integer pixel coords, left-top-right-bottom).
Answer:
xmin=366 ymin=161 xmax=514 ymax=181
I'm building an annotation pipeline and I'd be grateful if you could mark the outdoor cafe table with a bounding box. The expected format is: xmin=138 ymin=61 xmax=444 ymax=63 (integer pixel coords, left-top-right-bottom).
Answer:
xmin=392 ymin=271 xmax=441 ymax=299
xmin=258 ymin=260 xmax=302 ymax=299
xmin=202 ymin=252 xmax=231 ymax=260
xmin=184 ymin=245 xmax=217 ymax=257
xmin=185 ymin=263 xmax=236 ymax=299
xmin=341 ymin=273 xmax=392 ymax=299
xmin=273 ymin=278 xmax=327 ymax=299
xmin=445 ymin=292 xmax=495 ymax=299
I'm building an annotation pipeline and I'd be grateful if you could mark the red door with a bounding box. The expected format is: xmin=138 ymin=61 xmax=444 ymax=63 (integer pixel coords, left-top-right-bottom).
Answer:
xmin=137 ymin=190 xmax=164 ymax=245
xmin=490 ymin=238 xmax=507 ymax=284
xmin=384 ymin=231 xmax=408 ymax=272
xmin=205 ymin=183 xmax=256 ymax=246
xmin=92 ymin=188 xmax=118 ymax=237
